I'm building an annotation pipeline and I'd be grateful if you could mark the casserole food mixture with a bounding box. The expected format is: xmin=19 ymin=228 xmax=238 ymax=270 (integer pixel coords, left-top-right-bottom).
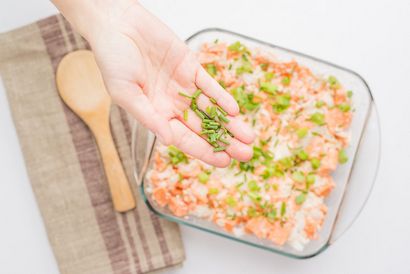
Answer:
xmin=146 ymin=41 xmax=353 ymax=251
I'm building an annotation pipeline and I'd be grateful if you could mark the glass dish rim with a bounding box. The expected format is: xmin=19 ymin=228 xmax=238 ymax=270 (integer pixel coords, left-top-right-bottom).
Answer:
xmin=133 ymin=27 xmax=378 ymax=259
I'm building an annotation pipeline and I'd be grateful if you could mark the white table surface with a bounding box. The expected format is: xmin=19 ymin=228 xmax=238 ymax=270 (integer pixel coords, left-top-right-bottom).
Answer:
xmin=1 ymin=0 xmax=410 ymax=273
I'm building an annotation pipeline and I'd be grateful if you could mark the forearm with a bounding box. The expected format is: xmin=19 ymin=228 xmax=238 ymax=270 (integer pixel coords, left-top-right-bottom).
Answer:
xmin=51 ymin=0 xmax=138 ymax=41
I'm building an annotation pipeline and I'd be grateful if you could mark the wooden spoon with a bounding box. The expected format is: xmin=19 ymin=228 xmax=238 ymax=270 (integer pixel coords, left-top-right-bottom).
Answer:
xmin=56 ymin=50 xmax=136 ymax=212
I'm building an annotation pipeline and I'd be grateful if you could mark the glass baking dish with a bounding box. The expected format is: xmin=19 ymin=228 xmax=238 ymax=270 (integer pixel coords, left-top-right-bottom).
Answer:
xmin=132 ymin=28 xmax=381 ymax=258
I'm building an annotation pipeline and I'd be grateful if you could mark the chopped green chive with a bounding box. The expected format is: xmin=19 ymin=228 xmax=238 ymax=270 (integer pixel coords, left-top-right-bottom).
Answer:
xmin=297 ymin=150 xmax=309 ymax=161
xmin=180 ymin=89 xmax=232 ymax=151
xmin=213 ymin=146 xmax=227 ymax=152
xmin=232 ymin=86 xmax=260 ymax=113
xmin=338 ymin=104 xmax=351 ymax=112
xmin=206 ymin=63 xmax=217 ymax=77
xmin=328 ymin=75 xmax=340 ymax=89
xmin=248 ymin=191 xmax=262 ymax=203
xmin=198 ymin=172 xmax=209 ymax=184
xmin=282 ymin=76 xmax=291 ymax=85
xmin=226 ymin=196 xmax=237 ymax=207
xmin=310 ymin=112 xmax=326 ymax=125
xmin=183 ymin=109 xmax=188 ymax=121
xmin=210 ymin=142 xmax=219 ymax=148
xmin=265 ymin=71 xmax=275 ymax=81
xmin=347 ymin=90 xmax=353 ymax=98
xmin=279 ymin=156 xmax=294 ymax=169
xmin=178 ymin=91 xmax=192 ymax=99
xmin=219 ymin=137 xmax=230 ymax=145
xmin=228 ymin=41 xmax=248 ymax=53
xmin=338 ymin=149 xmax=348 ymax=164
xmin=236 ymin=63 xmax=253 ymax=75
xmin=209 ymin=106 xmax=217 ymax=118
xmin=277 ymin=94 xmax=291 ymax=106
xmin=195 ymin=109 xmax=205 ymax=119
xmin=315 ymin=101 xmax=325 ymax=108
xmin=190 ymin=101 xmax=198 ymax=111
xmin=201 ymin=129 xmax=215 ymax=135
xmin=204 ymin=125 xmax=218 ymax=130
xmin=209 ymin=188 xmax=219 ymax=195
xmin=311 ymin=158 xmax=321 ymax=170
xmin=292 ymin=171 xmax=305 ymax=183
xmin=295 ymin=193 xmax=306 ymax=205
xmin=260 ymin=82 xmax=278 ymax=94
xmin=218 ymin=114 xmax=230 ymax=123
xmin=306 ymin=174 xmax=315 ymax=188
xmin=167 ymin=146 xmax=188 ymax=165
xmin=217 ymin=106 xmax=228 ymax=116
xmin=272 ymin=94 xmax=291 ymax=113
xmin=296 ymin=127 xmax=308 ymax=139
xmin=280 ymin=202 xmax=287 ymax=216
xmin=193 ymin=89 xmax=202 ymax=99
xmin=267 ymin=208 xmax=277 ymax=220
xmin=247 ymin=207 xmax=258 ymax=217
xmin=248 ymin=180 xmax=260 ymax=192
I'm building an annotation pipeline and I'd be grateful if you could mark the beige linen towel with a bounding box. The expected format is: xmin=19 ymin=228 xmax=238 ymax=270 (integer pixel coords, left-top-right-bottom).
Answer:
xmin=0 ymin=14 xmax=184 ymax=274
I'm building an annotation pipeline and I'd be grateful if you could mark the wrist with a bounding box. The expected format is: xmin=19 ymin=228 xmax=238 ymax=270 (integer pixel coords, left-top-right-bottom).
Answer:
xmin=52 ymin=0 xmax=139 ymax=42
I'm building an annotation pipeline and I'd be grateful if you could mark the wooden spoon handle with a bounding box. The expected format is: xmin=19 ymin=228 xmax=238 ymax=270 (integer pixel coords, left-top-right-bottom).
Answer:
xmin=92 ymin=122 xmax=136 ymax=212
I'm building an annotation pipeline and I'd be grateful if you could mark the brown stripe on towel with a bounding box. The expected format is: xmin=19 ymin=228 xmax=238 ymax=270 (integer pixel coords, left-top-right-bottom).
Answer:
xmin=37 ymin=16 xmax=132 ymax=274
xmin=110 ymin=107 xmax=152 ymax=273
xmin=118 ymin=109 xmax=173 ymax=265
xmin=120 ymin=214 xmax=143 ymax=274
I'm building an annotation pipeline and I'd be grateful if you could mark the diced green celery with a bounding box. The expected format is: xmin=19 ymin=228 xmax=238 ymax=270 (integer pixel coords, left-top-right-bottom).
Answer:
xmin=339 ymin=149 xmax=348 ymax=164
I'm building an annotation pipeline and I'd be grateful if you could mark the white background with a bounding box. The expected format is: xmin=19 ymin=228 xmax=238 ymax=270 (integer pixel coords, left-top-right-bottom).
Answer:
xmin=1 ymin=0 xmax=409 ymax=273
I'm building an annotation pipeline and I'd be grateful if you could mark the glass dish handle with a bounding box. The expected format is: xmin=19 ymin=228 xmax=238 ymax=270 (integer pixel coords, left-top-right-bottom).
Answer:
xmin=329 ymin=104 xmax=381 ymax=244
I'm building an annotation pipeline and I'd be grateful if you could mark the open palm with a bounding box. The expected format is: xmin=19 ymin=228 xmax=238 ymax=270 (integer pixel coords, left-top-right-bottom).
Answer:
xmin=89 ymin=2 xmax=254 ymax=167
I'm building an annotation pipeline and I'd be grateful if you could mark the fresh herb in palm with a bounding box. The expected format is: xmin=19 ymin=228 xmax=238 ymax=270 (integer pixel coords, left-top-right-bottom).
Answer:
xmin=179 ymin=89 xmax=233 ymax=152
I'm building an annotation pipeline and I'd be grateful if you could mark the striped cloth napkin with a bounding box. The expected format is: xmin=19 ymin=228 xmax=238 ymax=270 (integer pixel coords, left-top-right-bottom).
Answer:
xmin=0 ymin=14 xmax=185 ymax=274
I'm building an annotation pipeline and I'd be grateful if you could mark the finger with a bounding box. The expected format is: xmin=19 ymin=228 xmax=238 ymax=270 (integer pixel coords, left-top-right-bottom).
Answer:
xmin=176 ymin=106 xmax=253 ymax=163
xmin=195 ymin=94 xmax=255 ymax=144
xmin=169 ymin=119 xmax=231 ymax=168
xmin=111 ymin=82 xmax=173 ymax=145
xmin=223 ymin=134 xmax=254 ymax=162
xmin=177 ymin=108 xmax=202 ymax=133
xmin=195 ymin=65 xmax=239 ymax=116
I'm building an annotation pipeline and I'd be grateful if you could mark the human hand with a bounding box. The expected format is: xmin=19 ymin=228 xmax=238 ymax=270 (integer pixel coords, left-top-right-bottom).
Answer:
xmin=53 ymin=0 xmax=255 ymax=167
